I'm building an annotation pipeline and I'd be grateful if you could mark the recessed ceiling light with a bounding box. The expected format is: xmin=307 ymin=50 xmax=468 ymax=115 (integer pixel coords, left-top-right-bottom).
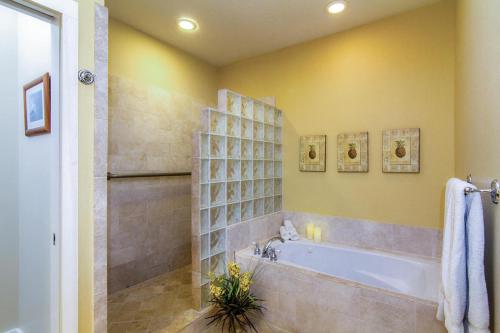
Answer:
xmin=178 ymin=18 xmax=198 ymax=31
xmin=327 ymin=1 xmax=346 ymax=14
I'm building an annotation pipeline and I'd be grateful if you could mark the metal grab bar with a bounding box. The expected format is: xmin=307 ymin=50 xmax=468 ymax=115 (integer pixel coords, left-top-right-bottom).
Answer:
xmin=107 ymin=171 xmax=191 ymax=180
xmin=464 ymin=174 xmax=499 ymax=204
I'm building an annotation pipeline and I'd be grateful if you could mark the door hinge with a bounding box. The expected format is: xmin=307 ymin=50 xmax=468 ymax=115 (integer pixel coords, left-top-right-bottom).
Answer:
xmin=53 ymin=233 xmax=56 ymax=246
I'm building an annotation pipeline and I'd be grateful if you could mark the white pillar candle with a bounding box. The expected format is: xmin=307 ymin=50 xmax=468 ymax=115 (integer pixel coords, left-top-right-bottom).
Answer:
xmin=306 ymin=223 xmax=315 ymax=240
xmin=313 ymin=227 xmax=322 ymax=242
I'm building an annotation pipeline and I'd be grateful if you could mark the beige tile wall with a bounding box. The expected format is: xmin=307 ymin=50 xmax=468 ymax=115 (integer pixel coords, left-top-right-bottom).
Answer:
xmin=108 ymin=176 xmax=191 ymax=293
xmin=108 ymin=75 xmax=206 ymax=293
xmin=284 ymin=211 xmax=442 ymax=259
xmin=94 ymin=4 xmax=108 ymax=332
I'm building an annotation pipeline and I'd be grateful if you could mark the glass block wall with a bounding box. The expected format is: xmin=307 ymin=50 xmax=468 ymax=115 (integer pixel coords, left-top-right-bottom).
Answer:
xmin=192 ymin=89 xmax=283 ymax=309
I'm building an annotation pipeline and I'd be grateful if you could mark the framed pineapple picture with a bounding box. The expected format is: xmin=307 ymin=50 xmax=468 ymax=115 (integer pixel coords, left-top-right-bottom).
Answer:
xmin=382 ymin=128 xmax=420 ymax=173
xmin=337 ymin=132 xmax=368 ymax=172
xmin=299 ymin=135 xmax=326 ymax=172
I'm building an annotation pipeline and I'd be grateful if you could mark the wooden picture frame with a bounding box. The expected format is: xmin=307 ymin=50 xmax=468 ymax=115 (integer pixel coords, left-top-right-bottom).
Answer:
xmin=23 ymin=72 xmax=51 ymax=136
xmin=337 ymin=132 xmax=369 ymax=172
xmin=299 ymin=135 xmax=326 ymax=172
xmin=382 ymin=128 xmax=420 ymax=173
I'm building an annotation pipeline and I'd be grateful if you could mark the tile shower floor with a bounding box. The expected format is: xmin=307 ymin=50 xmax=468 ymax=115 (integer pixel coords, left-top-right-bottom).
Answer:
xmin=108 ymin=265 xmax=201 ymax=333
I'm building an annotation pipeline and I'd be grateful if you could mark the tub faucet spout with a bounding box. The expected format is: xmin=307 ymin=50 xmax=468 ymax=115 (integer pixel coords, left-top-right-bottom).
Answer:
xmin=262 ymin=236 xmax=284 ymax=258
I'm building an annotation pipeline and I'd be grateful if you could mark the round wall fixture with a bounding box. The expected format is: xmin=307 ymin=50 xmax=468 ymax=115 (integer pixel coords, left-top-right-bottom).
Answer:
xmin=178 ymin=18 xmax=198 ymax=31
xmin=327 ymin=0 xmax=346 ymax=14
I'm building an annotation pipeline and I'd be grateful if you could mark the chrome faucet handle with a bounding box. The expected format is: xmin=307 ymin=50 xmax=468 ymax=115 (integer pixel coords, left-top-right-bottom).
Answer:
xmin=252 ymin=241 xmax=261 ymax=255
xmin=269 ymin=248 xmax=278 ymax=262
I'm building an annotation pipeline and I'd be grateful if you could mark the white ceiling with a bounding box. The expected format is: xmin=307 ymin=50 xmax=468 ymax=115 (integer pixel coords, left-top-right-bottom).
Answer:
xmin=107 ymin=0 xmax=440 ymax=66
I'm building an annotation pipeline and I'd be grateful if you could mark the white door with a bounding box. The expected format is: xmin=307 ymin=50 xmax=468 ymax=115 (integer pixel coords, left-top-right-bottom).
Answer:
xmin=0 ymin=1 xmax=78 ymax=332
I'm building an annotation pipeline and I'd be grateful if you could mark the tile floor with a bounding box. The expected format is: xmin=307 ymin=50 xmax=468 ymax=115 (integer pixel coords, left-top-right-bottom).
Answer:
xmin=108 ymin=265 xmax=202 ymax=333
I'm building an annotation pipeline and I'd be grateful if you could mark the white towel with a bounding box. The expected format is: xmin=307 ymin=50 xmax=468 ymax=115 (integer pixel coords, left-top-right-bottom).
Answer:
xmin=279 ymin=226 xmax=290 ymax=241
xmin=284 ymin=220 xmax=300 ymax=240
xmin=437 ymin=178 xmax=490 ymax=333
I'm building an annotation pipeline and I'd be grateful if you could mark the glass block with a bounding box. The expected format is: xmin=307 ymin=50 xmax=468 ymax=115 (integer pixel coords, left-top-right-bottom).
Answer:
xmin=274 ymin=144 xmax=282 ymax=161
xmin=210 ymin=110 xmax=226 ymax=135
xmin=200 ymin=109 xmax=210 ymax=133
xmin=211 ymin=229 xmax=226 ymax=255
xmin=253 ymin=101 xmax=264 ymax=122
xmin=264 ymin=179 xmax=273 ymax=197
xmin=274 ymin=127 xmax=282 ymax=144
xmin=253 ymin=180 xmax=264 ymax=198
xmin=241 ymin=140 xmax=253 ymax=159
xmin=253 ymin=122 xmax=264 ymax=141
xmin=274 ymin=178 xmax=282 ymax=196
xmin=253 ymin=141 xmax=264 ymax=160
xmin=274 ymin=109 xmax=283 ymax=127
xmin=227 ymin=181 xmax=240 ymax=204
xmin=241 ymin=161 xmax=253 ymax=180
xmin=274 ymin=162 xmax=282 ymax=178
xmin=210 ymin=159 xmax=225 ymax=181
xmin=210 ymin=183 xmax=225 ymax=206
xmin=265 ymin=197 xmax=274 ymax=215
xmin=227 ymin=203 xmax=241 ymax=225
xmin=201 ymin=258 xmax=210 ymax=285
xmin=241 ymin=180 xmax=253 ymax=200
xmin=201 ymin=234 xmax=209 ymax=259
xmin=254 ymin=198 xmax=264 ymax=217
xmin=201 ymin=283 xmax=210 ymax=308
xmin=274 ymin=196 xmax=282 ymax=212
xmin=210 ymin=135 xmax=225 ymax=158
xmin=241 ymin=118 xmax=253 ymax=139
xmin=227 ymin=92 xmax=241 ymax=115
xmin=265 ymin=161 xmax=274 ymax=178
xmin=264 ymin=142 xmax=274 ymax=160
xmin=210 ymin=252 xmax=226 ymax=276
xmin=264 ymin=105 xmax=274 ymax=125
xmin=227 ymin=160 xmax=241 ymax=181
xmin=201 ymin=159 xmax=209 ymax=183
xmin=227 ymin=138 xmax=240 ymax=159
xmin=265 ymin=124 xmax=274 ymax=142
xmin=241 ymin=97 xmax=253 ymax=119
xmin=241 ymin=200 xmax=253 ymax=221
xmin=200 ymin=209 xmax=209 ymax=234
xmin=210 ymin=205 xmax=226 ymax=230
xmin=253 ymin=160 xmax=264 ymax=179
xmin=227 ymin=115 xmax=240 ymax=137
xmin=201 ymin=184 xmax=209 ymax=208
xmin=200 ymin=134 xmax=209 ymax=158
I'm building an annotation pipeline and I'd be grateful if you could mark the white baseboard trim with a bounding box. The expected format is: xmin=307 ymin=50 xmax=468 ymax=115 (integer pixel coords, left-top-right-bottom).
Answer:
xmin=5 ymin=329 xmax=23 ymax=333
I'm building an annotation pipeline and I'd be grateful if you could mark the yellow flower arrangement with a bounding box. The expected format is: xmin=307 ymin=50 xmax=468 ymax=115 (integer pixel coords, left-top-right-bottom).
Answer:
xmin=206 ymin=262 xmax=263 ymax=333
xmin=228 ymin=262 xmax=240 ymax=278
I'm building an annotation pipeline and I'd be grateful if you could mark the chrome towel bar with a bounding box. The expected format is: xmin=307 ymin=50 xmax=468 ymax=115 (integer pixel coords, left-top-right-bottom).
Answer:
xmin=107 ymin=171 xmax=191 ymax=180
xmin=464 ymin=174 xmax=499 ymax=204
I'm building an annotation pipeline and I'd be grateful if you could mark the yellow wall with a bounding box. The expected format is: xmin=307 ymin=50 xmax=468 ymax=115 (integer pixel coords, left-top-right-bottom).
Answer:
xmin=219 ymin=0 xmax=455 ymax=229
xmin=455 ymin=0 xmax=500 ymax=328
xmin=109 ymin=19 xmax=218 ymax=106
xmin=78 ymin=0 xmax=103 ymax=332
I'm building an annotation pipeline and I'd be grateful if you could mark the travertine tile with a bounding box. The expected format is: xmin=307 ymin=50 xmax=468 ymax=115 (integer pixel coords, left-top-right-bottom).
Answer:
xmin=392 ymin=225 xmax=442 ymax=258
xmin=415 ymin=302 xmax=446 ymax=333
xmin=108 ymin=177 xmax=192 ymax=293
xmin=284 ymin=211 xmax=442 ymax=259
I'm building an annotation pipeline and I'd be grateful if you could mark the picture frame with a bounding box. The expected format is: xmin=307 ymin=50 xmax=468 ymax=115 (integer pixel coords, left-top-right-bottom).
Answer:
xmin=23 ymin=72 xmax=51 ymax=136
xmin=299 ymin=135 xmax=326 ymax=172
xmin=337 ymin=132 xmax=369 ymax=172
xmin=382 ymin=128 xmax=420 ymax=173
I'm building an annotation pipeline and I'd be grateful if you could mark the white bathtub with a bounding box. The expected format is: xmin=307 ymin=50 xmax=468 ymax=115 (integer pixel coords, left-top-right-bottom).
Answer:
xmin=265 ymin=239 xmax=441 ymax=302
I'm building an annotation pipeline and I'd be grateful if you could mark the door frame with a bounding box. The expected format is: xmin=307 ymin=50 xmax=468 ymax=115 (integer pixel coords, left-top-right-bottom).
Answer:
xmin=11 ymin=0 xmax=79 ymax=331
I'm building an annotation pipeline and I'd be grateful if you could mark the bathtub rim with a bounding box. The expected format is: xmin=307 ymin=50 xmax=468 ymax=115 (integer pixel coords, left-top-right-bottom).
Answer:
xmin=236 ymin=238 xmax=441 ymax=306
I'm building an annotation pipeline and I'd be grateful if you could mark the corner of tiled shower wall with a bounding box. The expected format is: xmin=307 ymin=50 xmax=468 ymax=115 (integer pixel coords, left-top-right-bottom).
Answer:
xmin=108 ymin=74 xmax=206 ymax=294
xmin=191 ymin=89 xmax=284 ymax=309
